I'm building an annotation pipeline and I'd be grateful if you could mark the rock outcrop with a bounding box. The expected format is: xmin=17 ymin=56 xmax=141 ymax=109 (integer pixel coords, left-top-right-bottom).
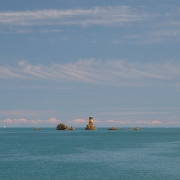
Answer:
xmin=108 ymin=127 xmax=119 ymax=130
xmin=85 ymin=124 xmax=97 ymax=130
xmin=34 ymin=128 xmax=40 ymax=130
xmin=56 ymin=123 xmax=75 ymax=130
xmin=134 ymin=127 xmax=141 ymax=130
xmin=69 ymin=126 xmax=75 ymax=130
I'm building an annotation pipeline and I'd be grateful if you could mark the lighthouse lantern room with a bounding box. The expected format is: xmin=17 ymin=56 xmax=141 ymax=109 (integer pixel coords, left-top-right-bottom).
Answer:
xmin=89 ymin=116 xmax=94 ymax=124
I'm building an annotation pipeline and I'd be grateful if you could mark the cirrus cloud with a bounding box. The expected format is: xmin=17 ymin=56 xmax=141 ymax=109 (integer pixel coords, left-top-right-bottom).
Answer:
xmin=1 ymin=59 xmax=180 ymax=87
xmin=0 ymin=6 xmax=149 ymax=27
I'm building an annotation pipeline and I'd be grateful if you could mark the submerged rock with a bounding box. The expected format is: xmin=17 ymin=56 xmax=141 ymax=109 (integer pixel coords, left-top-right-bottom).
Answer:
xmin=126 ymin=128 xmax=132 ymax=130
xmin=108 ymin=127 xmax=119 ymax=130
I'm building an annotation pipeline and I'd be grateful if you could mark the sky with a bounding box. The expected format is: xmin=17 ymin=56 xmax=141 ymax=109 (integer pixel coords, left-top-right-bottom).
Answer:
xmin=0 ymin=0 xmax=180 ymax=127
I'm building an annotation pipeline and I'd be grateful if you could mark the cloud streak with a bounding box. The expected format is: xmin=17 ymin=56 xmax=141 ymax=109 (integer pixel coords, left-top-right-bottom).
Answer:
xmin=107 ymin=120 xmax=162 ymax=125
xmin=72 ymin=119 xmax=86 ymax=123
xmin=0 ymin=118 xmax=61 ymax=125
xmin=0 ymin=110 xmax=56 ymax=117
xmin=1 ymin=118 xmax=179 ymax=126
xmin=0 ymin=6 xmax=149 ymax=27
xmin=0 ymin=59 xmax=180 ymax=87
xmin=100 ymin=111 xmax=170 ymax=115
xmin=1 ymin=6 xmax=180 ymax=44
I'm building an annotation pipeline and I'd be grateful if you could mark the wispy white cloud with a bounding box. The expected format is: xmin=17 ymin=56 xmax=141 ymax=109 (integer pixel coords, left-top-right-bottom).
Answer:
xmin=134 ymin=28 xmax=180 ymax=44
xmin=0 ymin=66 xmax=22 ymax=78
xmin=72 ymin=119 xmax=86 ymax=123
xmin=114 ymin=7 xmax=180 ymax=44
xmin=1 ymin=6 xmax=180 ymax=44
xmin=0 ymin=110 xmax=56 ymax=117
xmin=136 ymin=120 xmax=161 ymax=124
xmin=107 ymin=120 xmax=132 ymax=124
xmin=40 ymin=29 xmax=62 ymax=33
xmin=0 ymin=6 xmax=150 ymax=27
xmin=106 ymin=108 xmax=179 ymax=110
xmin=0 ymin=27 xmax=32 ymax=34
xmin=2 ymin=118 xmax=28 ymax=123
xmin=0 ymin=118 xmax=61 ymax=125
xmin=0 ymin=59 xmax=180 ymax=87
xmin=100 ymin=111 xmax=170 ymax=115
xmin=107 ymin=120 xmax=162 ymax=125
xmin=46 ymin=118 xmax=61 ymax=124
xmin=106 ymin=119 xmax=180 ymax=126
xmin=1 ymin=118 xmax=28 ymax=124
xmin=118 ymin=27 xmax=180 ymax=45
xmin=1 ymin=117 xmax=179 ymax=126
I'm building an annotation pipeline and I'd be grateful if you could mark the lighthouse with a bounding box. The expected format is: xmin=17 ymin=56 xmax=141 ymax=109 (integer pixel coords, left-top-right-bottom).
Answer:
xmin=85 ymin=115 xmax=97 ymax=130
xmin=89 ymin=116 xmax=94 ymax=124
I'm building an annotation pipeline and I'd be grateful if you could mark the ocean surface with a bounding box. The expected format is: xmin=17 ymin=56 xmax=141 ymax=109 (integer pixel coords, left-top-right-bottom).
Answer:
xmin=0 ymin=128 xmax=180 ymax=180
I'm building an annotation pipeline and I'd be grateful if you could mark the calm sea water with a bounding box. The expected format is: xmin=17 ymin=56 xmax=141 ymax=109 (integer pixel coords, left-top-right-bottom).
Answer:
xmin=0 ymin=128 xmax=180 ymax=180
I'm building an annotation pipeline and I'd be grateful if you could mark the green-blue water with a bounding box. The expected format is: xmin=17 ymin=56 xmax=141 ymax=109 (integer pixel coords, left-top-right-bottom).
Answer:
xmin=1 ymin=128 xmax=180 ymax=180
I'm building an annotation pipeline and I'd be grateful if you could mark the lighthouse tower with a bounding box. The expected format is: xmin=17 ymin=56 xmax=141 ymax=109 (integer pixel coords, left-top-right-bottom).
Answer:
xmin=85 ymin=115 xmax=97 ymax=130
xmin=89 ymin=116 xmax=94 ymax=125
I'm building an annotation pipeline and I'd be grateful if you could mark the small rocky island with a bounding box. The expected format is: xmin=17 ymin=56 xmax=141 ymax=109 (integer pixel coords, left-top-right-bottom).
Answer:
xmin=85 ymin=116 xmax=97 ymax=130
xmin=34 ymin=128 xmax=41 ymax=130
xmin=56 ymin=123 xmax=75 ymax=130
xmin=134 ymin=127 xmax=141 ymax=130
xmin=108 ymin=127 xmax=119 ymax=130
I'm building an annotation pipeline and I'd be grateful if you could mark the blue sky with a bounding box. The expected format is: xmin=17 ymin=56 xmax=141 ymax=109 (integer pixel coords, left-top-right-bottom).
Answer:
xmin=0 ymin=0 xmax=180 ymax=127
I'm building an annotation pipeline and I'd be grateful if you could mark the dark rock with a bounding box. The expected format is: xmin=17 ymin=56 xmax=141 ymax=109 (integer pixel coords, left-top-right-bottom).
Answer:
xmin=134 ymin=127 xmax=141 ymax=130
xmin=69 ymin=126 xmax=75 ymax=130
xmin=108 ymin=127 xmax=119 ymax=130
xmin=34 ymin=128 xmax=40 ymax=130
xmin=56 ymin=123 xmax=69 ymax=130
xmin=85 ymin=124 xmax=97 ymax=130
xmin=56 ymin=124 xmax=76 ymax=130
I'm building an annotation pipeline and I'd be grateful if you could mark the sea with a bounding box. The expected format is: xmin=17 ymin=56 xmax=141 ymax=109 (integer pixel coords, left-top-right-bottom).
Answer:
xmin=0 ymin=127 xmax=180 ymax=180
